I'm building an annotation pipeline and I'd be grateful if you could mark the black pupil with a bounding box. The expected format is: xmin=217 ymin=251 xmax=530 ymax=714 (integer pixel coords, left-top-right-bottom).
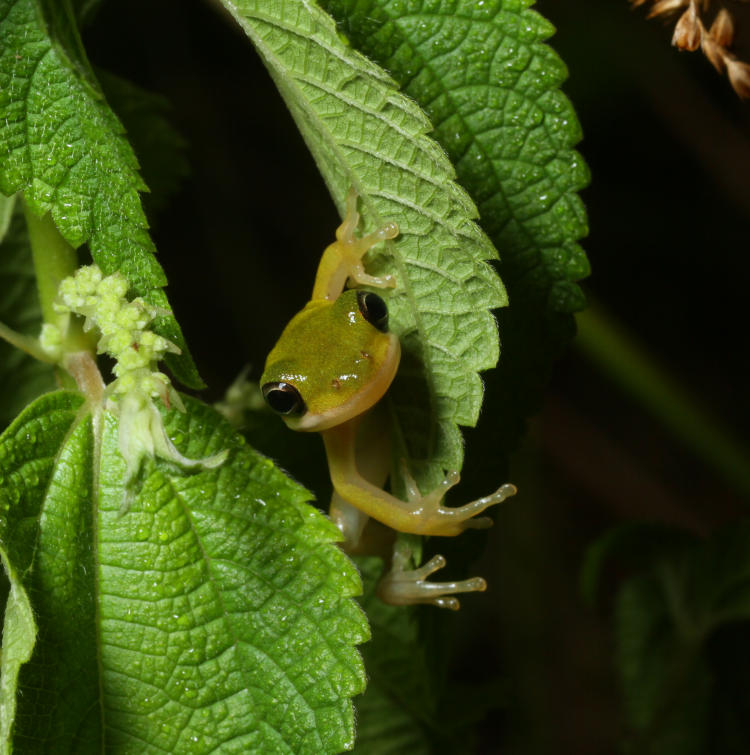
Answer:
xmin=262 ymin=382 xmax=305 ymax=415
xmin=357 ymin=291 xmax=388 ymax=332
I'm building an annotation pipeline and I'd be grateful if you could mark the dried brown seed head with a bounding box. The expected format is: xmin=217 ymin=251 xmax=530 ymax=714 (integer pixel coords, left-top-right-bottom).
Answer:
xmin=633 ymin=0 xmax=750 ymax=100
xmin=709 ymin=8 xmax=734 ymax=47
xmin=672 ymin=5 xmax=703 ymax=50
xmin=701 ymin=34 xmax=728 ymax=72
xmin=648 ymin=0 xmax=689 ymax=18
xmin=727 ymin=58 xmax=750 ymax=98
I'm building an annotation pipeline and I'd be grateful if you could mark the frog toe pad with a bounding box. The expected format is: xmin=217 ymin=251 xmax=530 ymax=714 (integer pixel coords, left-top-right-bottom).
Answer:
xmin=376 ymin=553 xmax=487 ymax=611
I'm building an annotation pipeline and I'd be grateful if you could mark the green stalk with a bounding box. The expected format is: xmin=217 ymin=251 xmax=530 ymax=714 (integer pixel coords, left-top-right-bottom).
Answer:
xmin=0 ymin=320 xmax=54 ymax=363
xmin=22 ymin=202 xmax=93 ymax=354
xmin=0 ymin=194 xmax=14 ymax=240
xmin=575 ymin=303 xmax=750 ymax=501
xmin=24 ymin=203 xmax=77 ymax=328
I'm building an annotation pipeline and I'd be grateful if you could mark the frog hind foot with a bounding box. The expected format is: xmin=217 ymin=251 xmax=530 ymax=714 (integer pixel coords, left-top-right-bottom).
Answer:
xmin=376 ymin=553 xmax=487 ymax=611
xmin=399 ymin=462 xmax=518 ymax=537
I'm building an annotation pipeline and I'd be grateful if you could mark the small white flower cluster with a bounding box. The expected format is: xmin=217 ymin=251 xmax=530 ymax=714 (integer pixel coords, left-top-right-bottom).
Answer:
xmin=51 ymin=265 xmax=182 ymax=409
xmin=44 ymin=265 xmax=226 ymax=488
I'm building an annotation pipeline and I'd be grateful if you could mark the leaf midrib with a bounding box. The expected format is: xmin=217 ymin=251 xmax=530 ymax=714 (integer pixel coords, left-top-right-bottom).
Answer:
xmin=155 ymin=469 xmax=325 ymax=751
xmin=222 ymin=0 xmax=451 ymax=465
xmin=355 ymin=7 xmax=545 ymax=251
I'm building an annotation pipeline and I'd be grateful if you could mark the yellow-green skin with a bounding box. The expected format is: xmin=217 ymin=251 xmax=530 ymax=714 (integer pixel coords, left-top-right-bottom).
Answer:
xmin=261 ymin=290 xmax=400 ymax=433
xmin=261 ymin=190 xmax=515 ymax=609
xmin=260 ymin=189 xmax=516 ymax=604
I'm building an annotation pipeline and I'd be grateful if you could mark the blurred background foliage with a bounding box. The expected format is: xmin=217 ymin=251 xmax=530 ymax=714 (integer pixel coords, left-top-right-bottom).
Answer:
xmin=78 ymin=0 xmax=750 ymax=752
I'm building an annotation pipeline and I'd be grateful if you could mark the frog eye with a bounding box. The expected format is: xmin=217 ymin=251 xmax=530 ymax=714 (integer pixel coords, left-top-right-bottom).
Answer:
xmin=262 ymin=382 xmax=306 ymax=416
xmin=357 ymin=291 xmax=389 ymax=332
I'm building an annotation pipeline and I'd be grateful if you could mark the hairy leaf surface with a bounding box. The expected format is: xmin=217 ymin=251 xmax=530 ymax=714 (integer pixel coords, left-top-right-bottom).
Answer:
xmin=219 ymin=0 xmax=507 ymax=487
xmin=0 ymin=393 xmax=367 ymax=753
xmin=0 ymin=0 xmax=200 ymax=387
xmin=0 ymin=548 xmax=35 ymax=755
xmin=321 ymin=0 xmax=590 ymax=452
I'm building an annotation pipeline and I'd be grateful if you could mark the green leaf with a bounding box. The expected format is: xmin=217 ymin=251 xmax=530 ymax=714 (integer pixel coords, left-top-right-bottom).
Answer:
xmin=0 ymin=0 xmax=201 ymax=388
xmin=0 ymin=391 xmax=81 ymax=752
xmin=71 ymin=0 xmax=102 ymax=28
xmin=218 ymin=0 xmax=507 ymax=487
xmin=0 ymin=392 xmax=368 ymax=753
xmin=0 ymin=198 xmax=55 ymax=430
xmin=616 ymin=571 xmax=712 ymax=755
xmin=319 ymin=0 xmax=590 ymax=452
xmin=351 ymin=556 xmax=504 ymax=753
xmin=603 ymin=519 xmax=750 ymax=752
xmin=353 ymin=684 xmax=432 ymax=755
xmin=0 ymin=548 xmax=36 ymax=755
xmin=580 ymin=523 xmax=695 ymax=607
xmin=352 ymin=558 xmax=436 ymax=754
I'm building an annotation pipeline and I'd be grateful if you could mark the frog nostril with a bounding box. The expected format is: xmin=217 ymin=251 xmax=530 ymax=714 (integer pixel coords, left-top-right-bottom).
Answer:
xmin=262 ymin=382 xmax=306 ymax=416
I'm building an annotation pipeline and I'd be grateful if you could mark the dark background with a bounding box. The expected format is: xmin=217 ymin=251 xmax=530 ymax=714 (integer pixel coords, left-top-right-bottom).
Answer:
xmin=84 ymin=1 xmax=750 ymax=751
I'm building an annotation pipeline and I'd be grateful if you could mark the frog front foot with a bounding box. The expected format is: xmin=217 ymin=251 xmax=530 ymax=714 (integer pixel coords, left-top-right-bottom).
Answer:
xmin=335 ymin=187 xmax=398 ymax=290
xmin=401 ymin=464 xmax=517 ymax=537
xmin=377 ymin=546 xmax=486 ymax=610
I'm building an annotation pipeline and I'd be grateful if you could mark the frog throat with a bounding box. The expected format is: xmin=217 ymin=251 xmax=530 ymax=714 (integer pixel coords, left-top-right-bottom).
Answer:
xmin=285 ymin=334 xmax=400 ymax=432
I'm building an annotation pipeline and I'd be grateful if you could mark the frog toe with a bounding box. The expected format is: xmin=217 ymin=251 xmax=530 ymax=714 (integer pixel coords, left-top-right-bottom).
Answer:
xmin=376 ymin=553 xmax=487 ymax=610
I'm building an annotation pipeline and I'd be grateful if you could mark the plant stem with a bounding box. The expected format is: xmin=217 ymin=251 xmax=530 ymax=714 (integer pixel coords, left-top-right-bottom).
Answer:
xmin=0 ymin=320 xmax=55 ymax=363
xmin=0 ymin=194 xmax=15 ymax=241
xmin=22 ymin=201 xmax=92 ymax=354
xmin=64 ymin=351 xmax=105 ymax=403
xmin=23 ymin=204 xmax=76 ymax=326
xmin=575 ymin=303 xmax=750 ymax=501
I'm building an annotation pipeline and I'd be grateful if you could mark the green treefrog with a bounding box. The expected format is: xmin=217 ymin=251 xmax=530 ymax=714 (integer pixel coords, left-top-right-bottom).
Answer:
xmin=261 ymin=189 xmax=516 ymax=609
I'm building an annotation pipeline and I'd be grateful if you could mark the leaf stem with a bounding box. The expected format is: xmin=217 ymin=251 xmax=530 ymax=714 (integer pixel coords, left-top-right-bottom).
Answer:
xmin=64 ymin=352 xmax=105 ymax=403
xmin=0 ymin=194 xmax=15 ymax=242
xmin=0 ymin=320 xmax=55 ymax=363
xmin=22 ymin=202 xmax=92 ymax=354
xmin=23 ymin=204 xmax=76 ymax=326
xmin=574 ymin=303 xmax=750 ymax=501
